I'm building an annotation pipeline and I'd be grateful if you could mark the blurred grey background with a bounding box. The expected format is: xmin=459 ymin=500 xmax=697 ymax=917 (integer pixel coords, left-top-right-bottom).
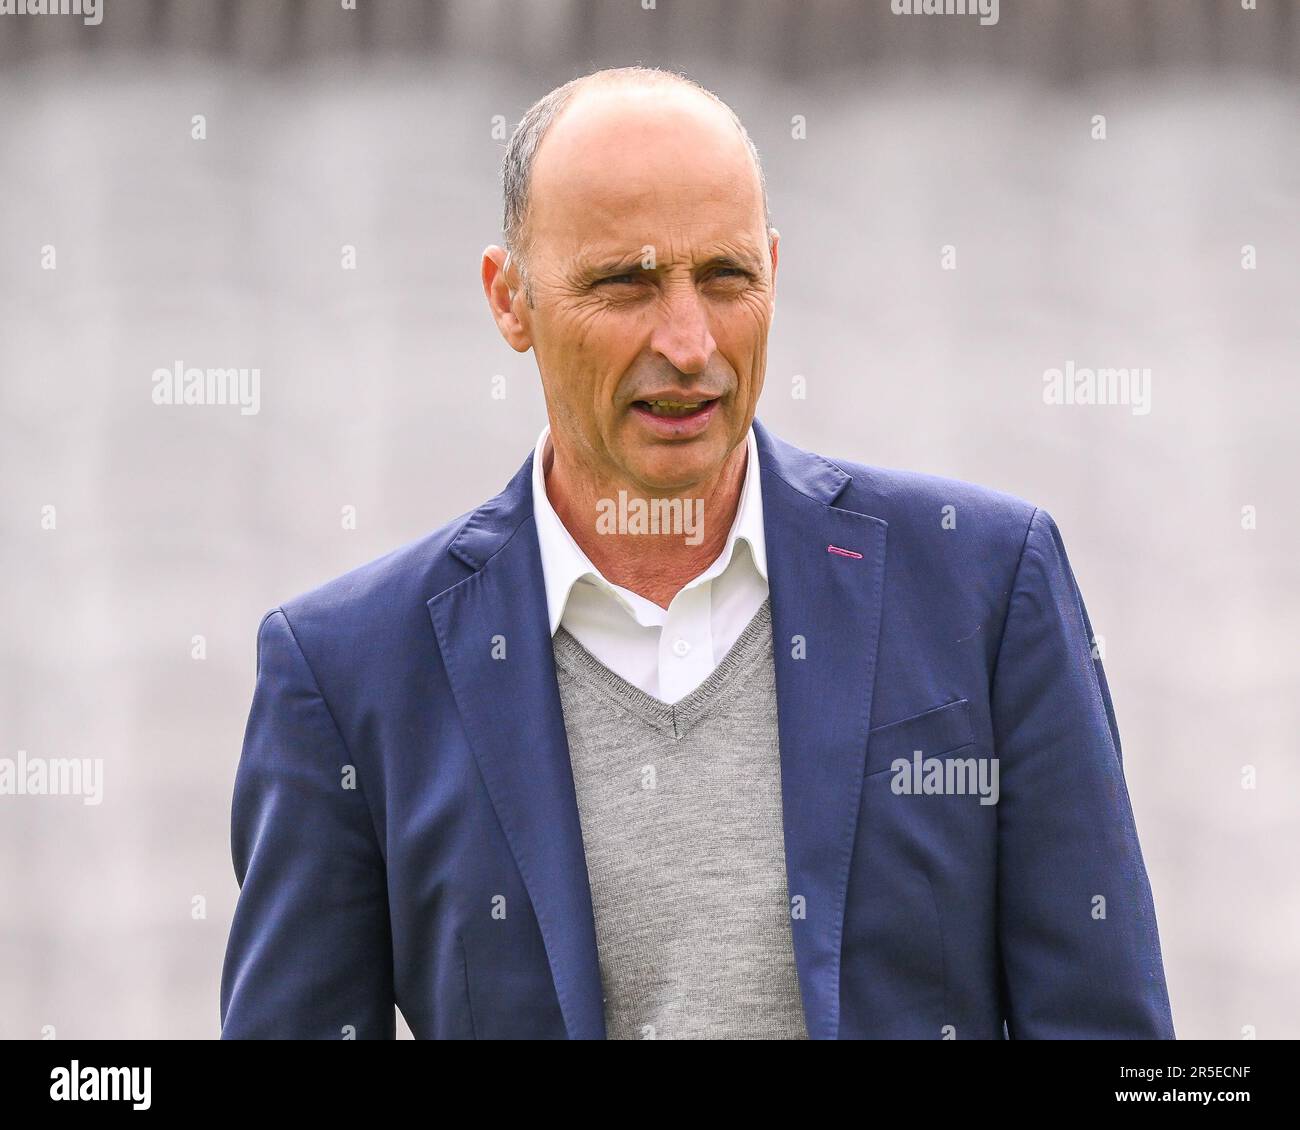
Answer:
xmin=1 ymin=0 xmax=1297 ymax=1040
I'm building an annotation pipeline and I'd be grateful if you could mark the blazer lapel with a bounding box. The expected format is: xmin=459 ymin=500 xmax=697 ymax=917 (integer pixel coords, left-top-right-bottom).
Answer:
xmin=752 ymin=417 xmax=888 ymax=1040
xmin=427 ymin=453 xmax=606 ymax=1040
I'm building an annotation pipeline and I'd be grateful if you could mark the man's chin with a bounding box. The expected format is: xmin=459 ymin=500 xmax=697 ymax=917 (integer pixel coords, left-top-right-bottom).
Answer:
xmin=618 ymin=445 xmax=730 ymax=495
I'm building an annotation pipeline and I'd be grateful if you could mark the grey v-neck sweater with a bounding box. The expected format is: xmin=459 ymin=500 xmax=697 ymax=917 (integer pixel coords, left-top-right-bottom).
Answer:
xmin=551 ymin=596 xmax=809 ymax=1040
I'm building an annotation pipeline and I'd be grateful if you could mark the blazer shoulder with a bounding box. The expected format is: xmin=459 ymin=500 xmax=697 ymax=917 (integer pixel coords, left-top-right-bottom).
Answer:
xmin=825 ymin=454 xmax=1040 ymax=553
xmin=271 ymin=506 xmax=478 ymax=644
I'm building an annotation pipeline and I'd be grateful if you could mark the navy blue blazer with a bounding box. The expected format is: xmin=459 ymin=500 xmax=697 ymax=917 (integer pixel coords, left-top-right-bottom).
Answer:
xmin=219 ymin=417 xmax=1175 ymax=1039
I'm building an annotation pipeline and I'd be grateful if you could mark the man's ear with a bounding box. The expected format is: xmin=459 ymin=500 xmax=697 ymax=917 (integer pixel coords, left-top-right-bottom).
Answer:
xmin=768 ymin=227 xmax=780 ymax=318
xmin=481 ymin=245 xmax=532 ymax=353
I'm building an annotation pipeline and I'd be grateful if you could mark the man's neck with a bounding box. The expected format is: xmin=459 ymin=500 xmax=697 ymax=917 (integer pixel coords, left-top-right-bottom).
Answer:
xmin=544 ymin=434 xmax=749 ymax=610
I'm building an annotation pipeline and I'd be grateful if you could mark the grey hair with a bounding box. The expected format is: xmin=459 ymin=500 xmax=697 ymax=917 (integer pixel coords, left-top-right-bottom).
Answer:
xmin=500 ymin=66 xmax=773 ymax=307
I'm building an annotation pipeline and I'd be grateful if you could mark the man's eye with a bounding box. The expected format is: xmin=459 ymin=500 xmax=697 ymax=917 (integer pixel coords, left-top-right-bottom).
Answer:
xmin=595 ymin=273 xmax=639 ymax=286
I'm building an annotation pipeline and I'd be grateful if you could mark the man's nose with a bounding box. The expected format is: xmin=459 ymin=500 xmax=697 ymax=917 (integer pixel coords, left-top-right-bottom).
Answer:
xmin=648 ymin=282 xmax=717 ymax=376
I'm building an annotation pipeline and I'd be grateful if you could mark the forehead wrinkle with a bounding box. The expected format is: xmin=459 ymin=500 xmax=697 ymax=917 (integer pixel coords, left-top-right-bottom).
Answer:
xmin=553 ymin=210 xmax=768 ymax=271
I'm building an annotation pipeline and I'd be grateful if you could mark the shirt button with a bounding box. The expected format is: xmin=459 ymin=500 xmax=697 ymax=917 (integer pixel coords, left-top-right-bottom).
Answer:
xmin=671 ymin=638 xmax=692 ymax=658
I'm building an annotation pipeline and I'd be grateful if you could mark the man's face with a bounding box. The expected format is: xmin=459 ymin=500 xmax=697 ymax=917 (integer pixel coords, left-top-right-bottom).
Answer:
xmin=492 ymin=84 xmax=778 ymax=494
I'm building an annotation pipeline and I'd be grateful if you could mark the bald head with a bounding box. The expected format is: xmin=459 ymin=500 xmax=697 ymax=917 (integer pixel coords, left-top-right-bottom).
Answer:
xmin=501 ymin=67 xmax=771 ymax=304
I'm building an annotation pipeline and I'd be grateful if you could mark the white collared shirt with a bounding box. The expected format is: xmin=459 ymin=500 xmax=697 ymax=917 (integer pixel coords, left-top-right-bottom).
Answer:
xmin=531 ymin=423 xmax=769 ymax=704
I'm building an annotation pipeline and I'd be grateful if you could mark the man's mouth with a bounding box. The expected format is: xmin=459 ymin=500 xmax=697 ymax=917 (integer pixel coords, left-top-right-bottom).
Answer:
xmin=631 ymin=398 xmax=718 ymax=419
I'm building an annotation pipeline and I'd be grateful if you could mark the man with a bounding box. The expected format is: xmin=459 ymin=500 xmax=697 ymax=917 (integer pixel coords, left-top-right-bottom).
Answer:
xmin=220 ymin=67 xmax=1174 ymax=1039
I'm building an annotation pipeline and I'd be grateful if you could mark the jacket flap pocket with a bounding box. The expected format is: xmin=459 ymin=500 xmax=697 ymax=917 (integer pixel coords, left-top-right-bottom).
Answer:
xmin=865 ymin=698 xmax=974 ymax=776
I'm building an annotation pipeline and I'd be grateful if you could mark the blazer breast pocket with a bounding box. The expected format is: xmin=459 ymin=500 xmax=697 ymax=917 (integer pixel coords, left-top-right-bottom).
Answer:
xmin=863 ymin=698 xmax=975 ymax=778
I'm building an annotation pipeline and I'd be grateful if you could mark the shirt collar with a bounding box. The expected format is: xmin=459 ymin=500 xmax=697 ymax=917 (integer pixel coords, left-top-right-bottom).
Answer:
xmin=531 ymin=422 xmax=767 ymax=636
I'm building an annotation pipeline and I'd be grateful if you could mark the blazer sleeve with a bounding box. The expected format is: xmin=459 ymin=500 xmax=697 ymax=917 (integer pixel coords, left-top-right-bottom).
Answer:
xmin=990 ymin=508 xmax=1175 ymax=1039
xmin=219 ymin=609 xmax=395 ymax=1039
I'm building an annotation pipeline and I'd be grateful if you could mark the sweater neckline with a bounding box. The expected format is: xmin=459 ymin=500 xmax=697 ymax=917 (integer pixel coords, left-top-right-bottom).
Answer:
xmin=551 ymin=596 xmax=773 ymax=741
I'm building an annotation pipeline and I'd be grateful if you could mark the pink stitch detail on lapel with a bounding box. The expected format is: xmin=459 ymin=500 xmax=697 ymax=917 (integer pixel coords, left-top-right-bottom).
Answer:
xmin=827 ymin=544 xmax=863 ymax=559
